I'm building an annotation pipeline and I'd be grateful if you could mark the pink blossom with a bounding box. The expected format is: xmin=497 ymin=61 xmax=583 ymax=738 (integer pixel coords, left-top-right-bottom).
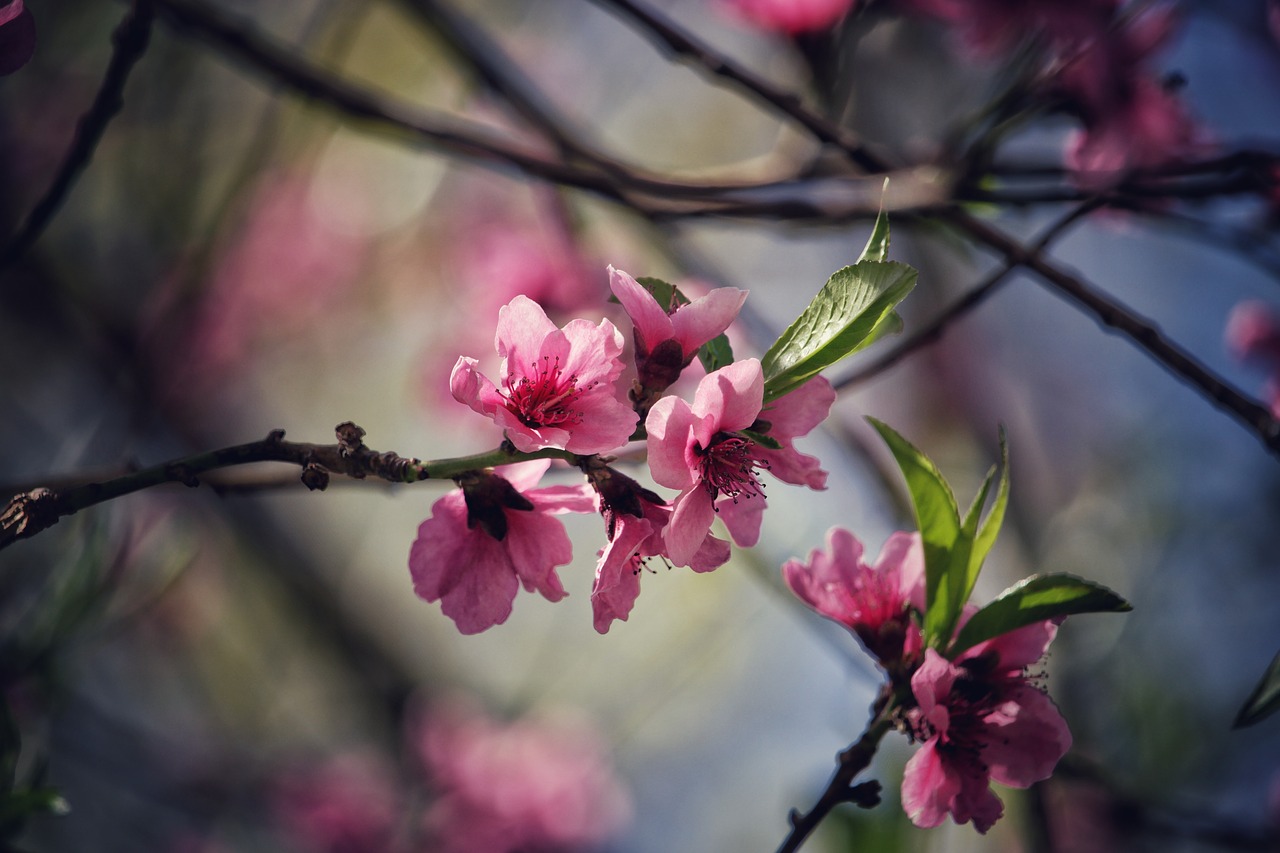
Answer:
xmin=0 ymin=0 xmax=36 ymax=76
xmin=756 ymin=375 xmax=836 ymax=489
xmin=451 ymin=295 xmax=638 ymax=454
xmin=646 ymin=359 xmax=831 ymax=565
xmin=1225 ymin=301 xmax=1280 ymax=419
xmin=415 ymin=701 xmax=631 ymax=853
xmin=408 ymin=460 xmax=593 ymax=634
xmin=590 ymin=482 xmax=732 ymax=633
xmin=608 ymin=265 xmax=746 ymax=401
xmin=901 ymin=624 xmax=1071 ymax=834
xmin=721 ymin=0 xmax=857 ymax=33
xmin=782 ymin=528 xmax=924 ymax=666
xmin=272 ymin=752 xmax=402 ymax=853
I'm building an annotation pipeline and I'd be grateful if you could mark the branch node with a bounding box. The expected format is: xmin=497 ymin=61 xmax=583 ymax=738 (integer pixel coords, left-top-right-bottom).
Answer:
xmin=1 ymin=488 xmax=60 ymax=545
xmin=165 ymin=464 xmax=200 ymax=487
xmin=848 ymin=780 xmax=882 ymax=809
xmin=301 ymin=462 xmax=330 ymax=492
xmin=266 ymin=428 xmax=286 ymax=444
xmin=336 ymin=421 xmax=367 ymax=457
xmin=787 ymin=808 xmax=803 ymax=828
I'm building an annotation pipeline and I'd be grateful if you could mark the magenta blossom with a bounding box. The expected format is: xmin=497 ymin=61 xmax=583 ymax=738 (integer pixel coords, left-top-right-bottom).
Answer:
xmin=757 ymin=374 xmax=836 ymax=489
xmin=271 ymin=752 xmax=402 ymax=853
xmin=590 ymin=488 xmax=732 ymax=633
xmin=608 ymin=265 xmax=746 ymax=401
xmin=901 ymin=622 xmax=1071 ymax=834
xmin=783 ymin=528 xmax=924 ymax=666
xmin=451 ymin=295 xmax=638 ymax=454
xmin=408 ymin=460 xmax=594 ymax=634
xmin=646 ymin=358 xmax=831 ymax=566
xmin=721 ymin=0 xmax=857 ymax=33
xmin=415 ymin=700 xmax=632 ymax=853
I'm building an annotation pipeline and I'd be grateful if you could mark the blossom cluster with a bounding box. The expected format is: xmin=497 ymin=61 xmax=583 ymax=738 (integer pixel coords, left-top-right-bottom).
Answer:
xmin=783 ymin=528 xmax=1072 ymax=833
xmin=410 ymin=266 xmax=834 ymax=634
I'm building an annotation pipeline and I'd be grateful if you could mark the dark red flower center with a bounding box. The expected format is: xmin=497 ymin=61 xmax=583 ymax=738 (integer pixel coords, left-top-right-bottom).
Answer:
xmin=697 ymin=433 xmax=768 ymax=502
xmin=503 ymin=356 xmax=595 ymax=428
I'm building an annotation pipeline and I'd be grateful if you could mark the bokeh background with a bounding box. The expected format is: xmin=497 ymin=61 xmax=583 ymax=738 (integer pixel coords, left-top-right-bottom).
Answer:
xmin=2 ymin=0 xmax=1279 ymax=850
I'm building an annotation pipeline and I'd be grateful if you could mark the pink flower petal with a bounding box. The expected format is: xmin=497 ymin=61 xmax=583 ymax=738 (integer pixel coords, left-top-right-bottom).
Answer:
xmin=669 ymin=286 xmax=747 ymax=354
xmin=691 ymin=358 xmax=764 ymax=432
xmin=983 ymin=683 xmax=1073 ymax=788
xmin=608 ymin=265 xmax=673 ymax=354
xmin=715 ymin=493 xmax=765 ymax=547
xmin=664 ymin=488 xmax=717 ymax=567
xmin=645 ymin=396 xmax=698 ymax=490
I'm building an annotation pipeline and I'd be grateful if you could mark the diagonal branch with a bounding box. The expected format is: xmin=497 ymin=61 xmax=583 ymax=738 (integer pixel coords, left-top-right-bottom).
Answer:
xmin=0 ymin=0 xmax=155 ymax=275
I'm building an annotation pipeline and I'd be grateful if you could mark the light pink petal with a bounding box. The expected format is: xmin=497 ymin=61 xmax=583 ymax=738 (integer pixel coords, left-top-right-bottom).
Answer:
xmin=499 ymin=459 xmax=553 ymax=492
xmin=491 ymin=406 xmax=570 ymax=453
xmin=590 ymin=514 xmax=654 ymax=633
xmin=687 ymin=532 xmax=732 ymax=574
xmin=496 ymin=295 xmax=558 ymax=370
xmin=971 ymin=619 xmax=1060 ymax=672
xmin=528 ymin=483 xmax=597 ymax=515
xmin=669 ymin=287 xmax=747 ymax=354
xmin=503 ymin=508 xmax=574 ymax=602
xmin=563 ymin=394 xmax=638 ymax=455
xmin=875 ymin=530 xmax=925 ymax=604
xmin=645 ymin=396 xmax=697 ymax=490
xmin=782 ymin=527 xmax=864 ymax=625
xmin=760 ymin=375 xmax=835 ymax=440
xmin=949 ymin=760 xmax=1005 ymax=834
xmin=450 ymin=357 xmax=502 ymax=418
xmin=715 ymin=493 xmax=765 ymax=547
xmin=901 ymin=740 xmax=959 ymax=830
xmin=692 ymin=359 xmax=764 ymax=432
xmin=983 ymin=683 xmax=1073 ymax=788
xmin=558 ymin=317 xmax=626 ymax=386
xmin=609 ymin=265 xmax=673 ymax=354
xmin=664 ymin=489 xmax=717 ymax=567
xmin=757 ymin=444 xmax=828 ymax=490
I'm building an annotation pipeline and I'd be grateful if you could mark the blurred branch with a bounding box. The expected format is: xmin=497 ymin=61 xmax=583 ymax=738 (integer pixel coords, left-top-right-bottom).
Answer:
xmin=833 ymin=198 xmax=1106 ymax=391
xmin=0 ymin=0 xmax=155 ymax=275
xmin=0 ymin=422 xmax=568 ymax=552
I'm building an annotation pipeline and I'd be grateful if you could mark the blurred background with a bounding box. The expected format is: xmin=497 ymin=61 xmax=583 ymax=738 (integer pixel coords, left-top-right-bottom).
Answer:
xmin=1 ymin=0 xmax=1279 ymax=850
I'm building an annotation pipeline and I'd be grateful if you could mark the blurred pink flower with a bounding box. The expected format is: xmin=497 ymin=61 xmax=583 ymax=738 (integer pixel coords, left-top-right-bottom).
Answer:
xmin=782 ymin=528 xmax=924 ymax=666
xmin=272 ymin=752 xmax=402 ymax=853
xmin=409 ymin=460 xmax=594 ymax=634
xmin=1225 ymin=300 xmax=1280 ymax=418
xmin=451 ymin=296 xmax=638 ymax=454
xmin=897 ymin=0 xmax=1120 ymax=60
xmin=590 ymin=486 xmax=731 ymax=633
xmin=901 ymin=622 xmax=1071 ymax=833
xmin=416 ymin=702 xmax=631 ymax=853
xmin=720 ymin=0 xmax=857 ymax=34
xmin=0 ymin=0 xmax=36 ymax=76
xmin=608 ymin=265 xmax=746 ymax=403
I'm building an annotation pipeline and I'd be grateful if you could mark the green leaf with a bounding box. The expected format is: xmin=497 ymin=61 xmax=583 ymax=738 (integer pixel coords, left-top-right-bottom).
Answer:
xmin=736 ymin=428 xmax=782 ymax=450
xmin=1233 ymin=649 xmax=1280 ymax=728
xmin=867 ymin=418 xmax=961 ymax=648
xmin=635 ymin=277 xmax=735 ymax=374
xmin=950 ymin=573 xmax=1133 ymax=657
xmin=858 ymin=199 xmax=891 ymax=263
xmin=970 ymin=428 xmax=1009 ymax=584
xmin=762 ymin=261 xmax=917 ymax=401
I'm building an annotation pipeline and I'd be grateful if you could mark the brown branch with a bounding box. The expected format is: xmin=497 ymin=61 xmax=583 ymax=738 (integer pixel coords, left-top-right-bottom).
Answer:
xmin=776 ymin=703 xmax=894 ymax=853
xmin=0 ymin=422 xmax=550 ymax=552
xmin=0 ymin=0 xmax=155 ymax=274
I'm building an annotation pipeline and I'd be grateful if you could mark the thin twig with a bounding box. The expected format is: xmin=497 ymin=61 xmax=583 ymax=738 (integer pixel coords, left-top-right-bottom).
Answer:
xmin=0 ymin=423 xmax=569 ymax=551
xmin=0 ymin=0 xmax=155 ymax=274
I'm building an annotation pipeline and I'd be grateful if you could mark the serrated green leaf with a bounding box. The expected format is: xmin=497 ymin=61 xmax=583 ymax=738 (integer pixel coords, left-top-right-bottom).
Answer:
xmin=861 ymin=310 xmax=904 ymax=349
xmin=1233 ymin=649 xmax=1280 ymax=728
xmin=762 ymin=261 xmax=917 ymax=401
xmin=950 ymin=573 xmax=1133 ymax=656
xmin=867 ymin=418 xmax=962 ymax=648
xmin=858 ymin=201 xmax=891 ymax=263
